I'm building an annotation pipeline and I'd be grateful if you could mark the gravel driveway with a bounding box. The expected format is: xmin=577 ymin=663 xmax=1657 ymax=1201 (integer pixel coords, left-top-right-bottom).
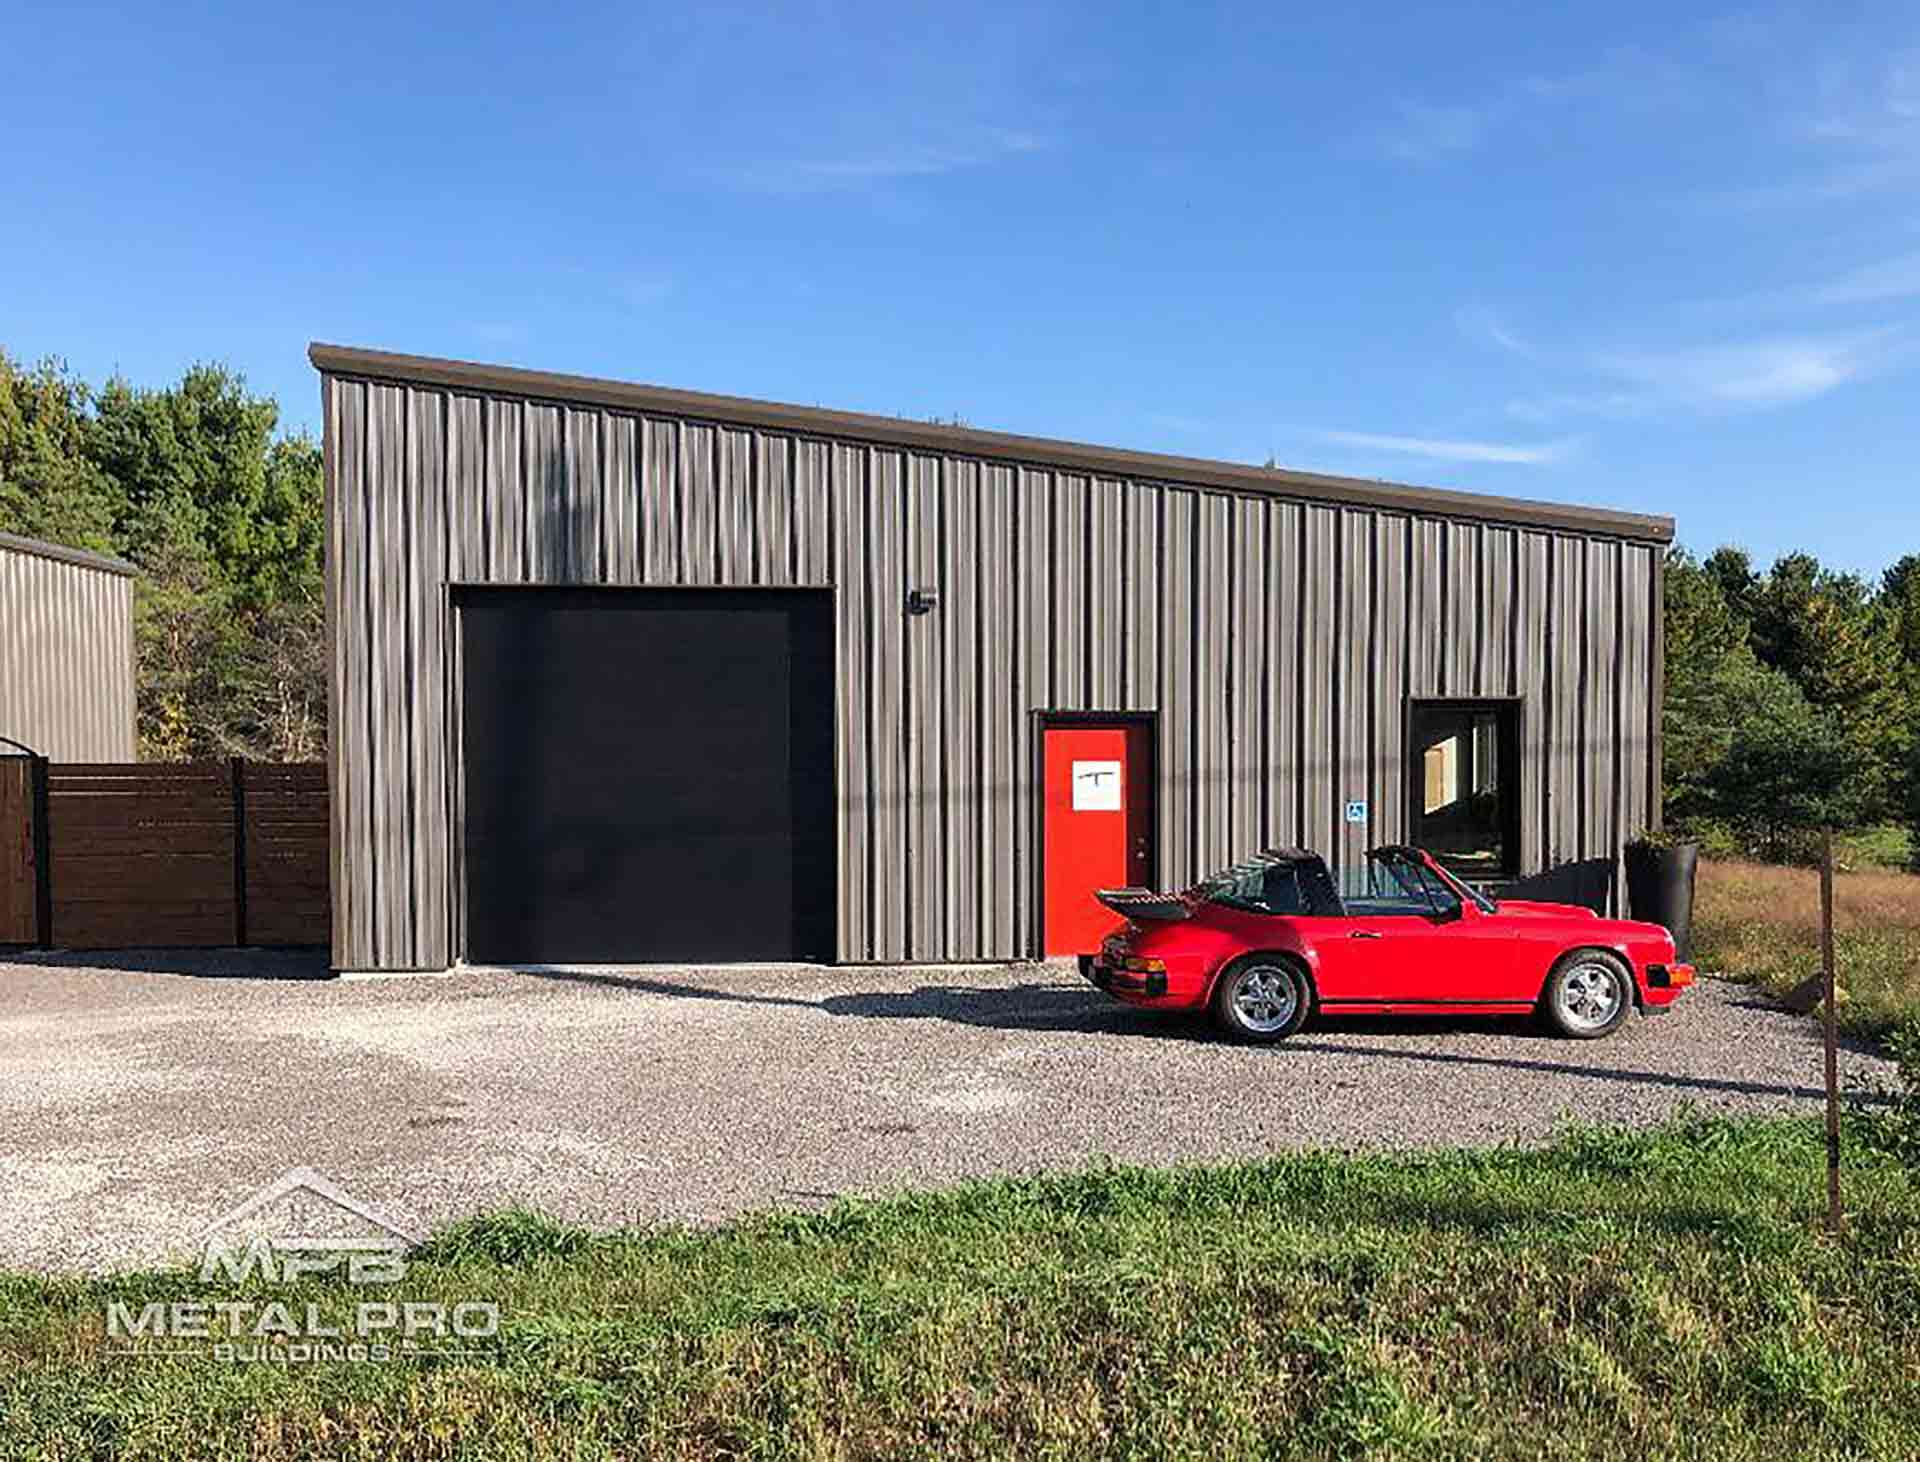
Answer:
xmin=0 ymin=952 xmax=1886 ymax=1272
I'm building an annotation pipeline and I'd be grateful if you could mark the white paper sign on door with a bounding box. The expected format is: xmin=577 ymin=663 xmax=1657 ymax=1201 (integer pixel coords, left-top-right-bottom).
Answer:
xmin=1071 ymin=760 xmax=1122 ymax=811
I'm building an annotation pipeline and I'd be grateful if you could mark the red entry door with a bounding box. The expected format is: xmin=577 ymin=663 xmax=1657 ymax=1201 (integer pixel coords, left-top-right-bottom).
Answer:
xmin=1042 ymin=722 xmax=1155 ymax=955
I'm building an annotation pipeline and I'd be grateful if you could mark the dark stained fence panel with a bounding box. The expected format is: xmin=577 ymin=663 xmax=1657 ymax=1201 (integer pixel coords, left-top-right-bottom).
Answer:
xmin=243 ymin=763 xmax=331 ymax=946
xmin=47 ymin=765 xmax=233 ymax=947
xmin=17 ymin=762 xmax=331 ymax=950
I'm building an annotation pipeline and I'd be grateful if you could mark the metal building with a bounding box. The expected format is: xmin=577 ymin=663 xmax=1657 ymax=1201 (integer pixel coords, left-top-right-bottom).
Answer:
xmin=0 ymin=532 xmax=137 ymax=762
xmin=313 ymin=343 xmax=1673 ymax=973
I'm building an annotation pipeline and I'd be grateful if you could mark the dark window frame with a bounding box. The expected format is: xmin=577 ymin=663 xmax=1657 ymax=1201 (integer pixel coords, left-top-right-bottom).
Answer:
xmin=1403 ymin=697 xmax=1524 ymax=882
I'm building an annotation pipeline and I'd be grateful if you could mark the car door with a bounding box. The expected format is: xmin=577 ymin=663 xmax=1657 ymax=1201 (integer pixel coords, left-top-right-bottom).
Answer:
xmin=1316 ymin=854 xmax=1522 ymax=1003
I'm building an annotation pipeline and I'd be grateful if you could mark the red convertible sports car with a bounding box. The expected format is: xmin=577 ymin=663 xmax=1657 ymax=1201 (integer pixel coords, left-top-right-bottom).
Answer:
xmin=1078 ymin=845 xmax=1693 ymax=1042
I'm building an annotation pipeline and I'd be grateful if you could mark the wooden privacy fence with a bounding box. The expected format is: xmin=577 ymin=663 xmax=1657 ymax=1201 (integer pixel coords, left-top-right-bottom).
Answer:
xmin=0 ymin=759 xmax=327 ymax=949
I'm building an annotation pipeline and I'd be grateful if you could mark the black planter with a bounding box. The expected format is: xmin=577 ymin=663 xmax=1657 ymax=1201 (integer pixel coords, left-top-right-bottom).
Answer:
xmin=1623 ymin=840 xmax=1700 ymax=962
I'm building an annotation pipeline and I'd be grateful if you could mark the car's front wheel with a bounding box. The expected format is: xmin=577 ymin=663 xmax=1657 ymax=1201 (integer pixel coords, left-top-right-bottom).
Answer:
xmin=1210 ymin=956 xmax=1311 ymax=1042
xmin=1541 ymin=949 xmax=1634 ymax=1039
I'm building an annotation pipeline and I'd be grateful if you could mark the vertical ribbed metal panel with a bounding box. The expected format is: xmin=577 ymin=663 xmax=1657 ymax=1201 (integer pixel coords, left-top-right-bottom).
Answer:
xmin=796 ymin=441 xmax=831 ymax=583
xmin=1445 ymin=522 xmax=1479 ymax=696
xmin=943 ymin=458 xmax=982 ymax=958
xmin=0 ymin=541 xmax=135 ymax=762
xmin=1515 ymin=531 xmax=1552 ymax=872
xmin=482 ymin=396 xmax=524 ymax=582
xmin=603 ymin=414 xmax=640 ymax=582
xmin=1157 ymin=490 xmax=1194 ymax=890
xmin=1586 ymin=540 xmax=1623 ymax=911
xmin=1300 ymin=506 xmax=1337 ymax=855
xmin=1122 ymin=481 xmax=1158 ymax=709
xmin=1548 ymin=536 xmax=1587 ymax=866
xmin=868 ymin=449 xmax=907 ymax=961
xmin=716 ymin=428 xmax=753 ymax=584
xmin=1265 ymin=501 xmax=1301 ymax=850
xmin=1229 ymin=497 xmax=1265 ymax=859
xmin=366 ymin=384 xmax=409 ymax=964
xmin=1373 ymin=514 xmax=1409 ymax=850
xmin=756 ymin=433 xmax=791 ymax=587
xmin=1193 ymin=494 xmax=1232 ymax=875
xmin=829 ymin=442 xmax=870 ymax=957
xmin=1336 ymin=510 xmax=1374 ymax=871
xmin=321 ymin=366 xmax=1667 ymax=969
xmin=905 ymin=455 xmax=942 ymax=960
xmin=1051 ymin=472 xmax=1087 ymax=710
xmin=642 ymin=419 xmax=676 ymax=583
xmin=980 ymin=464 xmax=1018 ymax=955
xmin=1481 ymin=527 xmax=1516 ymax=697
xmin=1089 ymin=478 xmax=1124 ymax=707
xmin=680 ymin=424 xmax=716 ymax=585
xmin=329 ymin=378 xmax=370 ymax=965
xmin=408 ymin=388 xmax=450 ymax=963
xmin=1409 ymin=518 xmax=1444 ymax=699
xmin=1620 ymin=544 xmax=1653 ymax=849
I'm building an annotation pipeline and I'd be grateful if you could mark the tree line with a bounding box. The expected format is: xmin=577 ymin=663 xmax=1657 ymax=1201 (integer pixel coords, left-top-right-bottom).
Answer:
xmin=0 ymin=351 xmax=323 ymax=761
xmin=2 ymin=349 xmax=1916 ymax=863
xmin=1666 ymin=545 xmax=1919 ymax=863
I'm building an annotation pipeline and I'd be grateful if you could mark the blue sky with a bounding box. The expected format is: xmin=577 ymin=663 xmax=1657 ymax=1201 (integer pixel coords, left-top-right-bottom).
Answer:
xmin=6 ymin=1 xmax=1917 ymax=577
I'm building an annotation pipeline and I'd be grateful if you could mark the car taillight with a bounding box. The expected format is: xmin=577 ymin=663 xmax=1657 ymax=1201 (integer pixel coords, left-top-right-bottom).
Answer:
xmin=1124 ymin=957 xmax=1165 ymax=973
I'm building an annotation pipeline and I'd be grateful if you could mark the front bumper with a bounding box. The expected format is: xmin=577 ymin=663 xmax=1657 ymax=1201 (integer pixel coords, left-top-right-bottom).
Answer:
xmin=1641 ymin=961 xmax=1696 ymax=1010
xmin=1078 ymin=954 xmax=1168 ymax=999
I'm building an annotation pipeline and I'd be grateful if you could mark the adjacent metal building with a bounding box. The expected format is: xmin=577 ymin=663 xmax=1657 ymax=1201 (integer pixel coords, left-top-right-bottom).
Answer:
xmin=314 ymin=343 xmax=1673 ymax=973
xmin=0 ymin=532 xmax=137 ymax=761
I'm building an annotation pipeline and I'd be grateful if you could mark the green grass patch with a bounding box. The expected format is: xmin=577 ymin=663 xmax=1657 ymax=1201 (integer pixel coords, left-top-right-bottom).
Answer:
xmin=4 ymin=1119 xmax=1920 ymax=1459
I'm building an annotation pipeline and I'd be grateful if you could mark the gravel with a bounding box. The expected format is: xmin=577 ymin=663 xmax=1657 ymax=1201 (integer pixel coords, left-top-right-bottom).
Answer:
xmin=0 ymin=951 xmax=1888 ymax=1272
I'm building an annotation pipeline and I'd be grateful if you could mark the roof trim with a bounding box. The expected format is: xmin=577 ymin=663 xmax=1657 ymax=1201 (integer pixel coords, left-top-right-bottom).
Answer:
xmin=308 ymin=343 xmax=1675 ymax=544
xmin=0 ymin=531 xmax=137 ymax=578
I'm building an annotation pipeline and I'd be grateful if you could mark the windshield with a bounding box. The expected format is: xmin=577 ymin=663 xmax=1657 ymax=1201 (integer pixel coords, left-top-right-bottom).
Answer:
xmin=1427 ymin=854 xmax=1498 ymax=914
xmin=1349 ymin=850 xmax=1497 ymax=918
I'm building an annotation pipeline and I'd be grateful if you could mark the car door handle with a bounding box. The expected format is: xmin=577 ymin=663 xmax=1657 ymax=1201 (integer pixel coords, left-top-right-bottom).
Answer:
xmin=1350 ymin=930 xmax=1383 ymax=940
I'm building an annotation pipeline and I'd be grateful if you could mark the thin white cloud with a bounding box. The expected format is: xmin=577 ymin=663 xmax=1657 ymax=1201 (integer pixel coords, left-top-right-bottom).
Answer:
xmin=1369 ymin=47 xmax=1698 ymax=163
xmin=1595 ymin=333 xmax=1893 ymax=408
xmin=1455 ymin=304 xmax=1536 ymax=358
xmin=1314 ymin=429 xmax=1572 ymax=466
xmin=625 ymin=7 xmax=1064 ymax=196
xmin=1810 ymin=250 xmax=1920 ymax=306
xmin=734 ymin=129 xmax=1046 ymax=193
xmin=1505 ymin=391 xmax=1650 ymax=425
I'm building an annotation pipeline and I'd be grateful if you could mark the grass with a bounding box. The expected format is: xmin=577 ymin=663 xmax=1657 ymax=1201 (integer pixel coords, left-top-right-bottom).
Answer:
xmin=1693 ymin=858 xmax=1920 ymax=1041
xmin=5 ymin=1119 xmax=1920 ymax=1460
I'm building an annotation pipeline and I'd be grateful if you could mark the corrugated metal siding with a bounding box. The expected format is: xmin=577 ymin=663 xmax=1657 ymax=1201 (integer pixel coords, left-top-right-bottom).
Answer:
xmin=0 ymin=542 xmax=136 ymax=762
xmin=322 ymin=372 xmax=1661 ymax=970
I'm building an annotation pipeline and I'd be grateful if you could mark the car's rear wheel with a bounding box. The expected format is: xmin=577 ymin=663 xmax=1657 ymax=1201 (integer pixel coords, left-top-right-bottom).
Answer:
xmin=1211 ymin=956 xmax=1311 ymax=1043
xmin=1541 ymin=949 xmax=1634 ymax=1039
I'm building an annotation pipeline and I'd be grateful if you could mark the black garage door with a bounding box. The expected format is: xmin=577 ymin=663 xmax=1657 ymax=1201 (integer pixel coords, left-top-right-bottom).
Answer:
xmin=457 ymin=588 xmax=835 ymax=964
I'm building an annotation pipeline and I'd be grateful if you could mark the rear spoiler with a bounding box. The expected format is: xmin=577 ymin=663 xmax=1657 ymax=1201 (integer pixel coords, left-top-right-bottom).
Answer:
xmin=1095 ymin=887 xmax=1191 ymax=923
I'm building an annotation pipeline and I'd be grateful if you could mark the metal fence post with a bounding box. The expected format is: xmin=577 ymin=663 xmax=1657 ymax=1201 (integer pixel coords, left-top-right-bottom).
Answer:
xmin=30 ymin=756 xmax=51 ymax=949
xmin=232 ymin=757 xmax=249 ymax=948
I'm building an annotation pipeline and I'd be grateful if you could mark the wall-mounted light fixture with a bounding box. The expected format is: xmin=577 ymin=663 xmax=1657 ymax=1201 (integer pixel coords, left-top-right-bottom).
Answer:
xmin=906 ymin=588 xmax=940 ymax=616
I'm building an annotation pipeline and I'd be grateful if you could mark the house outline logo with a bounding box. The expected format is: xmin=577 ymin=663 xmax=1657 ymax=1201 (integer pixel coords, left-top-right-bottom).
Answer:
xmin=197 ymin=1167 xmax=421 ymax=1285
